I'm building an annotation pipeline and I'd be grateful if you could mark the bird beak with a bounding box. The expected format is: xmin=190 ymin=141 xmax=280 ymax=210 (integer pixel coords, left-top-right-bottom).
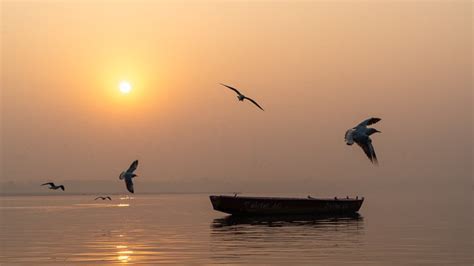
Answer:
xmin=376 ymin=130 xmax=382 ymax=133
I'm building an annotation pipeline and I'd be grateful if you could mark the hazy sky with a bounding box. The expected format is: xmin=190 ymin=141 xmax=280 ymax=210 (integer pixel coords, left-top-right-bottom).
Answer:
xmin=1 ymin=1 xmax=472 ymax=194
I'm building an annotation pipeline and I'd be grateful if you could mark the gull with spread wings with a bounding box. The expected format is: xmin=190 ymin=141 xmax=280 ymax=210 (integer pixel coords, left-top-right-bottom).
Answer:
xmin=95 ymin=196 xmax=112 ymax=200
xmin=41 ymin=182 xmax=65 ymax=191
xmin=220 ymin=83 xmax=264 ymax=111
xmin=119 ymin=160 xmax=139 ymax=193
xmin=345 ymin=117 xmax=382 ymax=164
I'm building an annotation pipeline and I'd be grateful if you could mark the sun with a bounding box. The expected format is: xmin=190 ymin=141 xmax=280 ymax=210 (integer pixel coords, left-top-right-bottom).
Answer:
xmin=119 ymin=81 xmax=132 ymax=94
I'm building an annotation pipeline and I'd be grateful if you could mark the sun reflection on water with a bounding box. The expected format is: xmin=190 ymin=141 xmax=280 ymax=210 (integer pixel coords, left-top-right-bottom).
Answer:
xmin=116 ymin=244 xmax=133 ymax=263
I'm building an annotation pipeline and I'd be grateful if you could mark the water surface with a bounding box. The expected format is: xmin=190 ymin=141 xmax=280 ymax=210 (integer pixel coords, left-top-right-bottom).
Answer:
xmin=0 ymin=194 xmax=471 ymax=264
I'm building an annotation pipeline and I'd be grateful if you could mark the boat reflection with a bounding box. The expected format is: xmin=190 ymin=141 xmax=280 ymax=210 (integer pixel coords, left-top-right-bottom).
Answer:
xmin=212 ymin=213 xmax=363 ymax=228
xmin=210 ymin=213 xmax=365 ymax=263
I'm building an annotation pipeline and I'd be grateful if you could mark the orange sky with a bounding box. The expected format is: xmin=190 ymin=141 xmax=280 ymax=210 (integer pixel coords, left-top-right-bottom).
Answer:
xmin=1 ymin=1 xmax=472 ymax=193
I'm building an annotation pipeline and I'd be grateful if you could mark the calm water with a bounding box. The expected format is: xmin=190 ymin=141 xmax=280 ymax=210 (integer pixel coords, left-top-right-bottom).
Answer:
xmin=0 ymin=193 xmax=472 ymax=265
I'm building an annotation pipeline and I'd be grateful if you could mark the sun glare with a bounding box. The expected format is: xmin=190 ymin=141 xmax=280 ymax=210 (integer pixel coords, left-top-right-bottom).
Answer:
xmin=119 ymin=81 xmax=132 ymax=94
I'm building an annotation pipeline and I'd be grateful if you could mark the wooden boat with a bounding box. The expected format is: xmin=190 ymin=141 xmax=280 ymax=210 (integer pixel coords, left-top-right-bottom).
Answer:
xmin=210 ymin=195 xmax=364 ymax=216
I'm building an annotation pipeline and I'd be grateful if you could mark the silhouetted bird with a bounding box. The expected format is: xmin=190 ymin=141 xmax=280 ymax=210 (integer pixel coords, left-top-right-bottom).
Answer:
xmin=95 ymin=196 xmax=112 ymax=200
xmin=119 ymin=160 xmax=139 ymax=193
xmin=345 ymin=117 xmax=382 ymax=164
xmin=220 ymin=83 xmax=264 ymax=111
xmin=41 ymin=182 xmax=65 ymax=191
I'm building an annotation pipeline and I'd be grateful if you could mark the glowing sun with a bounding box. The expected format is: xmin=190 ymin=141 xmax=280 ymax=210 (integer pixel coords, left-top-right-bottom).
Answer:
xmin=119 ymin=81 xmax=132 ymax=94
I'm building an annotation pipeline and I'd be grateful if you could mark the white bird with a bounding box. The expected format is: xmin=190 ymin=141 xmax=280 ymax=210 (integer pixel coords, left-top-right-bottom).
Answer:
xmin=95 ymin=196 xmax=112 ymax=200
xmin=41 ymin=182 xmax=65 ymax=191
xmin=220 ymin=83 xmax=264 ymax=111
xmin=119 ymin=160 xmax=139 ymax=193
xmin=345 ymin=117 xmax=382 ymax=164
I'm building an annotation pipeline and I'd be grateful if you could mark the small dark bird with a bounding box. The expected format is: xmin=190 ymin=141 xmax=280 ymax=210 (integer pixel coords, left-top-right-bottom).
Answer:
xmin=119 ymin=160 xmax=139 ymax=193
xmin=41 ymin=182 xmax=65 ymax=191
xmin=95 ymin=196 xmax=112 ymax=200
xmin=220 ymin=83 xmax=264 ymax=111
xmin=345 ymin=117 xmax=382 ymax=164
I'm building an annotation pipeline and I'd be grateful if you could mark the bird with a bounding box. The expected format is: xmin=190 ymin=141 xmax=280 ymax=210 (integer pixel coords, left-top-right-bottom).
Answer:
xmin=307 ymin=195 xmax=314 ymax=199
xmin=95 ymin=196 xmax=112 ymax=200
xmin=233 ymin=192 xmax=241 ymax=197
xmin=220 ymin=83 xmax=264 ymax=111
xmin=345 ymin=117 xmax=382 ymax=164
xmin=119 ymin=160 xmax=139 ymax=193
xmin=41 ymin=182 xmax=65 ymax=191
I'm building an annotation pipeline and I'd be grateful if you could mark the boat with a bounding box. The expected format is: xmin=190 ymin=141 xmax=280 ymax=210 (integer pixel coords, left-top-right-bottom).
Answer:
xmin=209 ymin=195 xmax=364 ymax=216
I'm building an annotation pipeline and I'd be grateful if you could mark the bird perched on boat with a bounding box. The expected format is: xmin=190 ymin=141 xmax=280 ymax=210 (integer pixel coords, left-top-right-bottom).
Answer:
xmin=345 ymin=117 xmax=382 ymax=164
xmin=119 ymin=160 xmax=139 ymax=193
xmin=41 ymin=182 xmax=65 ymax=191
xmin=220 ymin=83 xmax=264 ymax=111
xmin=95 ymin=196 xmax=112 ymax=200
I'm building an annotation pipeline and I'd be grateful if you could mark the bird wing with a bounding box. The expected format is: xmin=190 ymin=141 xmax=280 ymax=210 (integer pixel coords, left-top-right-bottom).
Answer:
xmin=94 ymin=197 xmax=102 ymax=200
xmin=368 ymin=141 xmax=378 ymax=164
xmin=220 ymin=83 xmax=242 ymax=96
xmin=126 ymin=160 xmax=139 ymax=174
xmin=244 ymin=96 xmax=264 ymax=111
xmin=106 ymin=196 xmax=112 ymax=200
xmin=344 ymin=129 xmax=355 ymax=144
xmin=356 ymin=137 xmax=378 ymax=164
xmin=41 ymin=182 xmax=54 ymax=187
xmin=125 ymin=177 xmax=134 ymax=193
xmin=59 ymin=185 xmax=65 ymax=191
xmin=357 ymin=117 xmax=381 ymax=127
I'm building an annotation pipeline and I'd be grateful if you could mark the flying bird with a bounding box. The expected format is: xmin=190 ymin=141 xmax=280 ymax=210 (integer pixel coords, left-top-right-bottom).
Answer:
xmin=119 ymin=160 xmax=139 ymax=193
xmin=345 ymin=117 xmax=382 ymax=164
xmin=220 ymin=83 xmax=264 ymax=111
xmin=95 ymin=196 xmax=112 ymax=200
xmin=41 ymin=182 xmax=65 ymax=191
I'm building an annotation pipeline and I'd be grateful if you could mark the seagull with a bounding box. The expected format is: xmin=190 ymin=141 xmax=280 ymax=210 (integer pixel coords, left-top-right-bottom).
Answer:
xmin=41 ymin=182 xmax=65 ymax=191
xmin=119 ymin=160 xmax=139 ymax=193
xmin=95 ymin=196 xmax=112 ymax=200
xmin=220 ymin=83 xmax=264 ymax=111
xmin=345 ymin=117 xmax=382 ymax=164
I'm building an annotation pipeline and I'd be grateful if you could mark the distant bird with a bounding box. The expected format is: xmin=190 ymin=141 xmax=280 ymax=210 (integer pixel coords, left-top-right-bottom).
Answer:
xmin=41 ymin=182 xmax=65 ymax=191
xmin=95 ymin=196 xmax=112 ymax=200
xmin=233 ymin=192 xmax=241 ymax=197
xmin=307 ymin=195 xmax=314 ymax=199
xmin=220 ymin=83 xmax=264 ymax=111
xmin=119 ymin=160 xmax=139 ymax=193
xmin=345 ymin=117 xmax=382 ymax=164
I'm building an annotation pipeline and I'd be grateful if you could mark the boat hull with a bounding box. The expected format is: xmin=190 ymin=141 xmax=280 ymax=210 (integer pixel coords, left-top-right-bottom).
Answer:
xmin=210 ymin=195 xmax=364 ymax=215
